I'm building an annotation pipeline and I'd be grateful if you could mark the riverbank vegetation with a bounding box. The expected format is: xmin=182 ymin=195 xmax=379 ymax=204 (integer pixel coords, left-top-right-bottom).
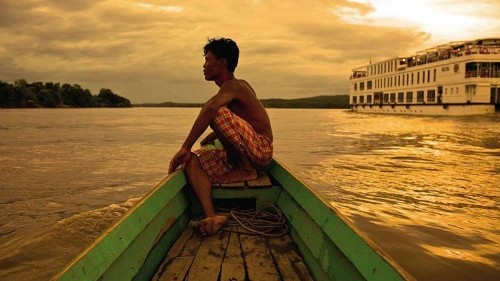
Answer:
xmin=1 ymin=79 xmax=348 ymax=109
xmin=0 ymin=79 xmax=131 ymax=108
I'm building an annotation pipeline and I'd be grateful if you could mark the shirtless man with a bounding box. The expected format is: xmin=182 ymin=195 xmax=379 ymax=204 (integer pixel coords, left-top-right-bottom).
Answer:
xmin=168 ymin=38 xmax=273 ymax=236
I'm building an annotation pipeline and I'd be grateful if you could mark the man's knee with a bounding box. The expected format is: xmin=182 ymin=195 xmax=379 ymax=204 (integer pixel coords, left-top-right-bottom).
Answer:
xmin=184 ymin=152 xmax=201 ymax=173
xmin=211 ymin=107 xmax=232 ymax=130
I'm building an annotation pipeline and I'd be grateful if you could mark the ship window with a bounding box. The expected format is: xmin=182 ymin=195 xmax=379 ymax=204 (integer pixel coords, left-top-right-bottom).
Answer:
xmin=406 ymin=92 xmax=413 ymax=103
xmin=390 ymin=93 xmax=396 ymax=103
xmin=466 ymin=62 xmax=479 ymax=77
xmin=398 ymin=92 xmax=404 ymax=103
xmin=480 ymin=62 xmax=490 ymax=77
xmin=427 ymin=90 xmax=436 ymax=102
xmin=367 ymin=95 xmax=372 ymax=104
xmin=417 ymin=91 xmax=425 ymax=102
xmin=493 ymin=63 xmax=500 ymax=77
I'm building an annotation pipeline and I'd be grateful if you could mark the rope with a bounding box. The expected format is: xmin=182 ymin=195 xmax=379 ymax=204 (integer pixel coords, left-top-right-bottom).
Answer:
xmin=220 ymin=203 xmax=289 ymax=237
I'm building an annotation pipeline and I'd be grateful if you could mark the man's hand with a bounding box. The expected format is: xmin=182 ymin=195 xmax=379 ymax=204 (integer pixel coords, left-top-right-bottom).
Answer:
xmin=168 ymin=147 xmax=192 ymax=174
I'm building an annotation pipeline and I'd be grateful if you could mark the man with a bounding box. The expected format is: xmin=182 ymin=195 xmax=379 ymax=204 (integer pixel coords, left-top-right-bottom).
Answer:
xmin=168 ymin=38 xmax=273 ymax=236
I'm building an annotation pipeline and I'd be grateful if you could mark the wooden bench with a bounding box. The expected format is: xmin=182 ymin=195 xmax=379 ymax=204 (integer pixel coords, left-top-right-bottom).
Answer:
xmin=184 ymin=172 xmax=280 ymax=214
xmin=211 ymin=171 xmax=274 ymax=189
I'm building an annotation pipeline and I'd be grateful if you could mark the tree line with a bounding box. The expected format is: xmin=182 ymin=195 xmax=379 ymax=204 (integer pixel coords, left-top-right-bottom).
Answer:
xmin=0 ymin=79 xmax=131 ymax=108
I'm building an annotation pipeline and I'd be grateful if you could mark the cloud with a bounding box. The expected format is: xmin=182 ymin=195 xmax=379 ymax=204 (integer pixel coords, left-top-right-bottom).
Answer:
xmin=0 ymin=0 xmax=498 ymax=103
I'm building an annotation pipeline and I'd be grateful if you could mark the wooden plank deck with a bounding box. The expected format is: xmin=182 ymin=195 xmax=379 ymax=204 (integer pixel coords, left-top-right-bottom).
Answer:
xmin=151 ymin=225 xmax=314 ymax=281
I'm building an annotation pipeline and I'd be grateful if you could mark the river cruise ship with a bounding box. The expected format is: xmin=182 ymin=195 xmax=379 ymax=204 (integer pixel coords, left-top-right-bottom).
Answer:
xmin=349 ymin=38 xmax=500 ymax=115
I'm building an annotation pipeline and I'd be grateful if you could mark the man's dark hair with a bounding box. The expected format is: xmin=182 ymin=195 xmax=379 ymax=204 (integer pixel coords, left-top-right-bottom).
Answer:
xmin=203 ymin=38 xmax=239 ymax=72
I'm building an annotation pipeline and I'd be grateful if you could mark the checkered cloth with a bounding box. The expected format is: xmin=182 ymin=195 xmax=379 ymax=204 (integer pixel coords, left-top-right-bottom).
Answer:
xmin=195 ymin=107 xmax=273 ymax=183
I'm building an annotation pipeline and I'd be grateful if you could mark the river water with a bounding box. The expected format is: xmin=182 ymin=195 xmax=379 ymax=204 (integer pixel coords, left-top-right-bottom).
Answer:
xmin=0 ymin=108 xmax=498 ymax=280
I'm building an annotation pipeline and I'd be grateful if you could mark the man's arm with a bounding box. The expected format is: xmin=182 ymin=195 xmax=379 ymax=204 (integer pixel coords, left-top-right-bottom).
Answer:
xmin=180 ymin=88 xmax=236 ymax=150
xmin=169 ymin=86 xmax=237 ymax=173
xmin=200 ymin=131 xmax=217 ymax=145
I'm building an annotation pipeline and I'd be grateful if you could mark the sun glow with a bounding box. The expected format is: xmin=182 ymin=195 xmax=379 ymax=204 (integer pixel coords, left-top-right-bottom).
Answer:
xmin=339 ymin=0 xmax=498 ymax=43
xmin=137 ymin=3 xmax=183 ymax=13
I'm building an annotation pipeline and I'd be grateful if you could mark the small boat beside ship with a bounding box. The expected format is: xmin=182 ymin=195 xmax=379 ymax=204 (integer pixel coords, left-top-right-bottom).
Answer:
xmin=51 ymin=158 xmax=414 ymax=281
xmin=349 ymin=38 xmax=500 ymax=115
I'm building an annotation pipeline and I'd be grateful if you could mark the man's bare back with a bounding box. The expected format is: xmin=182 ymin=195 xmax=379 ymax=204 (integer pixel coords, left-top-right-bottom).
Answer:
xmin=220 ymin=79 xmax=273 ymax=141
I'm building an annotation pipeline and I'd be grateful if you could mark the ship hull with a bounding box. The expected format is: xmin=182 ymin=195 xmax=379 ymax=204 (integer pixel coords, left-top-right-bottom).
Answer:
xmin=351 ymin=103 xmax=496 ymax=116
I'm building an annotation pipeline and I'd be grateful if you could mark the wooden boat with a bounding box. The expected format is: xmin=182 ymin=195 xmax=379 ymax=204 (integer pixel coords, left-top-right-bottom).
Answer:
xmin=51 ymin=158 xmax=414 ymax=281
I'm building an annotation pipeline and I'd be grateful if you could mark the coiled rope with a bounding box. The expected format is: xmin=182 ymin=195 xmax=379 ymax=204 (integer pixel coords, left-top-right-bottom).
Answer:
xmin=224 ymin=203 xmax=288 ymax=237
xmin=190 ymin=203 xmax=288 ymax=237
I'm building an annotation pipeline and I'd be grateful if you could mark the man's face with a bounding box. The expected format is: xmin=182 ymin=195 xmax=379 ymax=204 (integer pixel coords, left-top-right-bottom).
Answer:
xmin=203 ymin=51 xmax=223 ymax=81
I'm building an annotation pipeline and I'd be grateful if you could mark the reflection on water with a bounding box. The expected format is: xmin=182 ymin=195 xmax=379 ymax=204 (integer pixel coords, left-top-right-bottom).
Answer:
xmin=0 ymin=108 xmax=498 ymax=281
xmin=270 ymin=110 xmax=500 ymax=281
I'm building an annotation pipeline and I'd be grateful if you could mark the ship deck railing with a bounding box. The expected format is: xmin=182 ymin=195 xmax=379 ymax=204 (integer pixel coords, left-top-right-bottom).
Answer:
xmin=466 ymin=70 xmax=500 ymax=78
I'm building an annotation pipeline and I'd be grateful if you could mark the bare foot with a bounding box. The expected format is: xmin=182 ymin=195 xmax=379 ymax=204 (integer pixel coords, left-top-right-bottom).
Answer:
xmin=199 ymin=214 xmax=228 ymax=236
xmin=218 ymin=168 xmax=258 ymax=183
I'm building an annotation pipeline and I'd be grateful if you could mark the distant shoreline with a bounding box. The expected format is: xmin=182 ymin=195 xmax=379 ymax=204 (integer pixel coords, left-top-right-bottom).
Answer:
xmin=1 ymin=77 xmax=349 ymax=109
xmin=133 ymin=95 xmax=349 ymax=109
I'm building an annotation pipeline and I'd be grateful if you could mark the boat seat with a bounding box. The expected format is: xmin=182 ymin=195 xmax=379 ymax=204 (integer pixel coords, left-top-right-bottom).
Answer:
xmin=211 ymin=171 xmax=273 ymax=189
xmin=183 ymin=172 xmax=279 ymax=213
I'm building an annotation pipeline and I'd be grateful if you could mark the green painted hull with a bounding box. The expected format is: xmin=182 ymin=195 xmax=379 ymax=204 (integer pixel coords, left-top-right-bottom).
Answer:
xmin=51 ymin=158 xmax=414 ymax=281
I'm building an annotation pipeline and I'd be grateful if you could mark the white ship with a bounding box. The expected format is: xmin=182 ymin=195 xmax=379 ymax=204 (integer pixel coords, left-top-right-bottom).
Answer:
xmin=349 ymin=38 xmax=500 ymax=115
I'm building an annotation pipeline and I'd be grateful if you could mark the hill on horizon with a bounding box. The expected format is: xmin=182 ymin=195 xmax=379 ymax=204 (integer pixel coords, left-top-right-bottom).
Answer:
xmin=134 ymin=95 xmax=349 ymax=109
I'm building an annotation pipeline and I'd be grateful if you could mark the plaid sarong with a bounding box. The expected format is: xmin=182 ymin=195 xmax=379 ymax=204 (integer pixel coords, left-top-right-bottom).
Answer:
xmin=195 ymin=107 xmax=273 ymax=183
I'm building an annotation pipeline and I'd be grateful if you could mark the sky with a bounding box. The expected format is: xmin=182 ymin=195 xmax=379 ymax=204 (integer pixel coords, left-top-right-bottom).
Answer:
xmin=0 ymin=0 xmax=499 ymax=103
